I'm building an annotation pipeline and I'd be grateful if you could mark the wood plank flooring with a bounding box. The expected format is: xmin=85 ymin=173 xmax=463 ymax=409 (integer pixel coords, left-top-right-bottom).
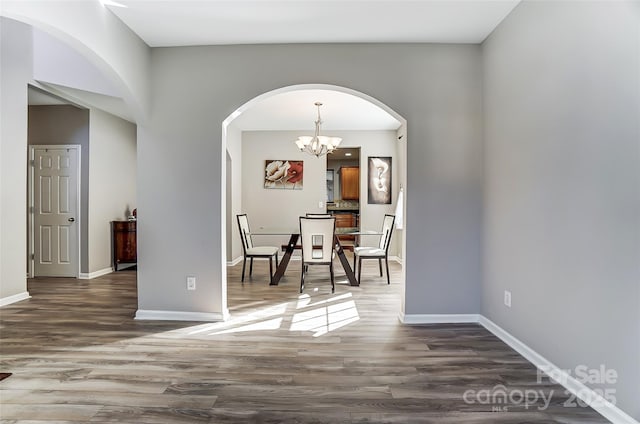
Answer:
xmin=0 ymin=257 xmax=609 ymax=423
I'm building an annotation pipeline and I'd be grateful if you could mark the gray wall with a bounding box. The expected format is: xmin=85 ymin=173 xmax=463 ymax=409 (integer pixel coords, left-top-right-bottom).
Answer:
xmin=88 ymin=108 xmax=137 ymax=273
xmin=137 ymin=43 xmax=483 ymax=315
xmin=482 ymin=1 xmax=640 ymax=420
xmin=28 ymin=105 xmax=90 ymax=273
xmin=0 ymin=18 xmax=31 ymax=300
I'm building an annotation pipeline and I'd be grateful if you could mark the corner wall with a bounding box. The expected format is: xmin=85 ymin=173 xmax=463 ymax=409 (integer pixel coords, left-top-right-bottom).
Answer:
xmin=88 ymin=108 xmax=137 ymax=274
xmin=0 ymin=18 xmax=31 ymax=301
xmin=482 ymin=1 xmax=640 ymax=420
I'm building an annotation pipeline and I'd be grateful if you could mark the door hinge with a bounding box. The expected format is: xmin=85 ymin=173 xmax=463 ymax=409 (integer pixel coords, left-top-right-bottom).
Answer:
xmin=31 ymin=253 xmax=35 ymax=260
xmin=30 ymin=159 xmax=35 ymax=166
xmin=30 ymin=206 xmax=34 ymax=214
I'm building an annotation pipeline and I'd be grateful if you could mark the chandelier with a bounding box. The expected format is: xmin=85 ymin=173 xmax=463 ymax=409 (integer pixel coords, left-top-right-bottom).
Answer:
xmin=294 ymin=102 xmax=342 ymax=157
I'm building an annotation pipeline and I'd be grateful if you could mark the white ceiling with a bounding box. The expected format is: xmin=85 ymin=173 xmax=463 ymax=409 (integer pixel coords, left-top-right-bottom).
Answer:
xmin=105 ymin=0 xmax=521 ymax=47
xmin=232 ymin=89 xmax=401 ymax=131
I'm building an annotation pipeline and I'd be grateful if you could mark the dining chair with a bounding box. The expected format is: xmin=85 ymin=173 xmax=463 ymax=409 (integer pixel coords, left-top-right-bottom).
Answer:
xmin=353 ymin=214 xmax=395 ymax=285
xmin=303 ymin=214 xmax=332 ymax=270
xmin=236 ymin=214 xmax=279 ymax=283
xmin=299 ymin=216 xmax=336 ymax=293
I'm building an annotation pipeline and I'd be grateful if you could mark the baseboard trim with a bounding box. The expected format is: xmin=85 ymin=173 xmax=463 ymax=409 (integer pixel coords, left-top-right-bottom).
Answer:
xmin=0 ymin=291 xmax=31 ymax=307
xmin=478 ymin=316 xmax=638 ymax=424
xmin=135 ymin=309 xmax=228 ymax=322
xmin=78 ymin=267 xmax=113 ymax=280
xmin=399 ymin=313 xmax=480 ymax=324
xmin=227 ymin=256 xmax=243 ymax=266
xmin=389 ymin=256 xmax=403 ymax=264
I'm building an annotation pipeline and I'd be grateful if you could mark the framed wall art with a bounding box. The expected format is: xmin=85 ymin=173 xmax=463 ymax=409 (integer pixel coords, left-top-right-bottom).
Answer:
xmin=264 ymin=160 xmax=303 ymax=190
xmin=368 ymin=156 xmax=391 ymax=204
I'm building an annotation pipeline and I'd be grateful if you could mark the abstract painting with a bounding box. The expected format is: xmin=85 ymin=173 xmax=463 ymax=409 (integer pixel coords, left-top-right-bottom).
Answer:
xmin=264 ymin=160 xmax=304 ymax=190
xmin=368 ymin=156 xmax=391 ymax=204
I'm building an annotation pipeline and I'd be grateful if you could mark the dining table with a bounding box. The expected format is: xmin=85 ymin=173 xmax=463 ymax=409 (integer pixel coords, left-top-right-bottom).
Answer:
xmin=249 ymin=227 xmax=384 ymax=287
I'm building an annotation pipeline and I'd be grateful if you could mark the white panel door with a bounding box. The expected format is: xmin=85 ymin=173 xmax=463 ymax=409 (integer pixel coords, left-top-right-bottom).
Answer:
xmin=33 ymin=147 xmax=79 ymax=277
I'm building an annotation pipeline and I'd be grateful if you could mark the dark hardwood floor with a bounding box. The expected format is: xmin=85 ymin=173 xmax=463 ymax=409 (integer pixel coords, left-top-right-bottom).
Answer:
xmin=0 ymin=257 xmax=609 ymax=423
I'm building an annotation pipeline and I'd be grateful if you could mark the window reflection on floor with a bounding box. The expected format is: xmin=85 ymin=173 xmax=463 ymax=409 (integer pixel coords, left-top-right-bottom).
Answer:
xmin=183 ymin=292 xmax=360 ymax=338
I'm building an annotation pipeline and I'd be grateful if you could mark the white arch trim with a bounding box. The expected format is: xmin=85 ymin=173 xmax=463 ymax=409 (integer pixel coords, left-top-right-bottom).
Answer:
xmin=221 ymin=83 xmax=408 ymax=317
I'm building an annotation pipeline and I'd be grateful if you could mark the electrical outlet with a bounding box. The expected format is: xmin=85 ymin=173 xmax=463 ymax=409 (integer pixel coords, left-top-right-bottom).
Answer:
xmin=504 ymin=290 xmax=511 ymax=308
xmin=318 ymin=201 xmax=324 ymax=209
xmin=187 ymin=276 xmax=196 ymax=291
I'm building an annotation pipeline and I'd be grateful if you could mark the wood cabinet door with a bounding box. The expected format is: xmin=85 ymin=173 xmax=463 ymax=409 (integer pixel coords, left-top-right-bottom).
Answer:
xmin=112 ymin=221 xmax=137 ymax=266
xmin=334 ymin=213 xmax=355 ymax=242
xmin=334 ymin=213 xmax=354 ymax=228
xmin=340 ymin=167 xmax=360 ymax=200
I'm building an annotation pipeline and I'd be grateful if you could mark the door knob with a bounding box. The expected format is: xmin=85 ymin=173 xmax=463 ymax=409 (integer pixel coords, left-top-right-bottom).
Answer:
xmin=68 ymin=217 xmax=75 ymax=222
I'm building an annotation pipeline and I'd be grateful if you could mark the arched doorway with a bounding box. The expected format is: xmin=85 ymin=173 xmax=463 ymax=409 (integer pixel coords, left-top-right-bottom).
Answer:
xmin=221 ymin=84 xmax=407 ymax=318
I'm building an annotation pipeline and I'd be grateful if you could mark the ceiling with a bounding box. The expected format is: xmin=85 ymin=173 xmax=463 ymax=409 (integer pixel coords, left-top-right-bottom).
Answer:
xmin=232 ymin=89 xmax=401 ymax=131
xmin=105 ymin=0 xmax=521 ymax=47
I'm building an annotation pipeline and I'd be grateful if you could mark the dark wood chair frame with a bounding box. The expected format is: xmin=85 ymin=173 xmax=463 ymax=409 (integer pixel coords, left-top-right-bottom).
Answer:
xmin=237 ymin=214 xmax=279 ymax=283
xmin=353 ymin=214 xmax=395 ymax=285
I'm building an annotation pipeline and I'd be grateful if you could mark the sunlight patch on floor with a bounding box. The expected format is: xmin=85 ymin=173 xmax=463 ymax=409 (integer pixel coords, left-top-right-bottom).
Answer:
xmin=171 ymin=294 xmax=360 ymax=338
xmin=290 ymin=300 xmax=360 ymax=337
xmin=296 ymin=292 xmax=353 ymax=309
xmin=185 ymin=301 xmax=289 ymax=335
xmin=209 ymin=317 xmax=283 ymax=335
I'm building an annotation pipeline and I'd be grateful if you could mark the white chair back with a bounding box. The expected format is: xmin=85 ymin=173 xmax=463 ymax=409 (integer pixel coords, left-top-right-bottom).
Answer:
xmin=300 ymin=217 xmax=335 ymax=263
xmin=378 ymin=214 xmax=395 ymax=251
xmin=237 ymin=214 xmax=253 ymax=251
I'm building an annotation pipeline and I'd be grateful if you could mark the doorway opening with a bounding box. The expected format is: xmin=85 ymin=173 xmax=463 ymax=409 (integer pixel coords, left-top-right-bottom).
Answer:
xmin=327 ymin=147 xmax=361 ymax=252
xmin=221 ymin=84 xmax=407 ymax=323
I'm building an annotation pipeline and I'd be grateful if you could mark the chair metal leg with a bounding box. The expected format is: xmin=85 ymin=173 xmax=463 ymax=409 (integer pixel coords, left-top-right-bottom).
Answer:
xmin=275 ymin=252 xmax=279 ymax=267
xmin=241 ymin=257 xmax=247 ymax=282
xmin=378 ymin=258 xmax=383 ymax=276
xmin=250 ymin=258 xmax=254 ymax=276
xmin=330 ymin=262 xmax=335 ymax=293
xmin=353 ymin=253 xmax=357 ymax=276
xmin=385 ymin=257 xmax=390 ymax=285
xmin=300 ymin=261 xmax=305 ymax=293
xmin=358 ymin=258 xmax=362 ymax=284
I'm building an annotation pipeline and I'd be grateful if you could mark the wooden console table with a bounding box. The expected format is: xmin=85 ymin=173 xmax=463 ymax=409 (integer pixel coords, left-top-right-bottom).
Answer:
xmin=112 ymin=220 xmax=137 ymax=271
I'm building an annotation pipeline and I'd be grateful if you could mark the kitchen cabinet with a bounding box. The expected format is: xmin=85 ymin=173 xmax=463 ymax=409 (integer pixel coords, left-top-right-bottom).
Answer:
xmin=333 ymin=212 xmax=358 ymax=247
xmin=334 ymin=212 xmax=355 ymax=229
xmin=112 ymin=220 xmax=136 ymax=271
xmin=340 ymin=166 xmax=359 ymax=200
